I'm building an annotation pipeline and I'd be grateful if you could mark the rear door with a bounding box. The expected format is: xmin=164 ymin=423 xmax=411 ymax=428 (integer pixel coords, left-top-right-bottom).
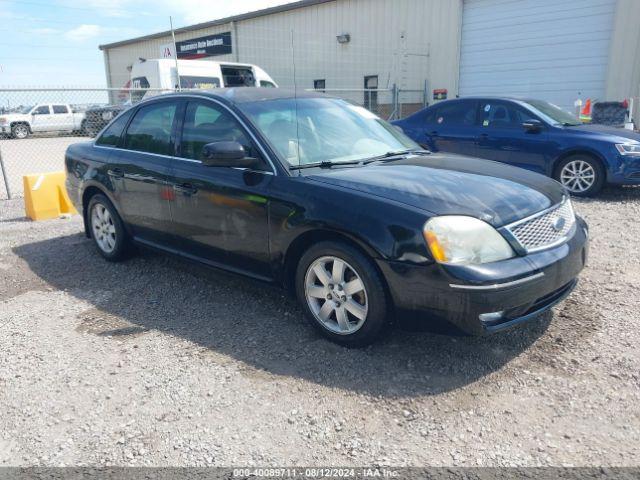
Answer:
xmin=51 ymin=104 xmax=74 ymax=131
xmin=475 ymin=100 xmax=550 ymax=174
xmin=168 ymin=98 xmax=273 ymax=278
xmin=107 ymin=99 xmax=179 ymax=243
xmin=424 ymin=100 xmax=479 ymax=156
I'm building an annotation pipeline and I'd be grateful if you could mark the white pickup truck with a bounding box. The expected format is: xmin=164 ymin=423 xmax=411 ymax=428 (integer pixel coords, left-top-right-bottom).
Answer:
xmin=0 ymin=104 xmax=86 ymax=139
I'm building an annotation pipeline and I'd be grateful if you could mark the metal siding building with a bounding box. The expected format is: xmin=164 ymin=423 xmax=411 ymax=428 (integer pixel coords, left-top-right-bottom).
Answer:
xmin=100 ymin=0 xmax=640 ymax=120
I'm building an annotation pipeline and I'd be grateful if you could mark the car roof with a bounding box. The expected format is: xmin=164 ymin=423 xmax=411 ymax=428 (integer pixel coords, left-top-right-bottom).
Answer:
xmin=158 ymin=87 xmax=328 ymax=105
xmin=433 ymin=96 xmax=537 ymax=104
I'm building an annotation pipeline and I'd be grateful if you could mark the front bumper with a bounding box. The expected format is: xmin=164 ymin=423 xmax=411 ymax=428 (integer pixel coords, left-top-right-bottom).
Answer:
xmin=0 ymin=125 xmax=8 ymax=134
xmin=608 ymin=152 xmax=640 ymax=185
xmin=377 ymin=216 xmax=589 ymax=335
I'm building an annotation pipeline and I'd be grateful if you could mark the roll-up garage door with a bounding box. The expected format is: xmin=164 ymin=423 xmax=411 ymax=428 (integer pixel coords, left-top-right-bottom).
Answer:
xmin=459 ymin=0 xmax=617 ymax=111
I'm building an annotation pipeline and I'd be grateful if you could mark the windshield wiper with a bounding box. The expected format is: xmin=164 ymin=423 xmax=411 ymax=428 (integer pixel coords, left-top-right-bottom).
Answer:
xmin=289 ymin=160 xmax=363 ymax=171
xmin=288 ymin=149 xmax=430 ymax=171
xmin=361 ymin=149 xmax=430 ymax=165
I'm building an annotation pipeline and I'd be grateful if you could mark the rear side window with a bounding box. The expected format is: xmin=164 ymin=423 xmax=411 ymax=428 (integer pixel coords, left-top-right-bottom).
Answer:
xmin=96 ymin=109 xmax=134 ymax=147
xmin=434 ymin=101 xmax=477 ymax=126
xmin=479 ymin=101 xmax=529 ymax=128
xmin=52 ymin=105 xmax=69 ymax=114
xmin=124 ymin=102 xmax=177 ymax=155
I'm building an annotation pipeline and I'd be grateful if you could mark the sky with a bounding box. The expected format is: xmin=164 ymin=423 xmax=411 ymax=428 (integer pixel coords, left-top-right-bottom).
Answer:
xmin=0 ymin=0 xmax=295 ymax=87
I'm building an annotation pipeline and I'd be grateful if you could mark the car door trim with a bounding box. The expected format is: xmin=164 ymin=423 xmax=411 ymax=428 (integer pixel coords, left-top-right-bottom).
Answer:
xmin=132 ymin=236 xmax=274 ymax=283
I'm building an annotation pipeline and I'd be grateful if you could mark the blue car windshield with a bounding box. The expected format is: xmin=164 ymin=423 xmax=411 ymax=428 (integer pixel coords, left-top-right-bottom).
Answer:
xmin=239 ymin=97 xmax=418 ymax=167
xmin=523 ymin=100 xmax=581 ymax=126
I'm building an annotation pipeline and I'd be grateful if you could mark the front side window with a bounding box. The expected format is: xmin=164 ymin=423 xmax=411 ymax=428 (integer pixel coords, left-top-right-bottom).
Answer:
xmin=130 ymin=76 xmax=150 ymax=104
xmin=479 ymin=102 xmax=528 ymax=129
xmin=34 ymin=105 xmax=50 ymax=115
xmin=124 ymin=102 xmax=177 ymax=155
xmin=96 ymin=109 xmax=134 ymax=147
xmin=180 ymin=101 xmax=260 ymax=165
xmin=239 ymin=97 xmax=418 ymax=167
xmin=52 ymin=105 xmax=69 ymax=114
xmin=433 ymin=101 xmax=477 ymax=126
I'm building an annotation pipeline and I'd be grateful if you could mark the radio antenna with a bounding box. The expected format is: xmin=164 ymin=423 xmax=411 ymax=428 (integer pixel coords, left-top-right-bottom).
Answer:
xmin=170 ymin=16 xmax=181 ymax=91
xmin=290 ymin=28 xmax=301 ymax=174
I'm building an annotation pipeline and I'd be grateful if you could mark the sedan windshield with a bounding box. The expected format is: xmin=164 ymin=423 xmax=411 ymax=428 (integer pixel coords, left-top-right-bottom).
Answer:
xmin=523 ymin=100 xmax=581 ymax=126
xmin=238 ymin=97 xmax=419 ymax=166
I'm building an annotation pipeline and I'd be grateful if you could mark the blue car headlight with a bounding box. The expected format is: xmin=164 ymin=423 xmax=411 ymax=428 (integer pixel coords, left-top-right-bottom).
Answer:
xmin=615 ymin=143 xmax=640 ymax=156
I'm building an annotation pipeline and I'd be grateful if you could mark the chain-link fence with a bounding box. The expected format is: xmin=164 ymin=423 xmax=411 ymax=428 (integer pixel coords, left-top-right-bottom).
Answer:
xmin=0 ymin=85 xmax=429 ymax=200
xmin=0 ymin=88 xmax=174 ymax=199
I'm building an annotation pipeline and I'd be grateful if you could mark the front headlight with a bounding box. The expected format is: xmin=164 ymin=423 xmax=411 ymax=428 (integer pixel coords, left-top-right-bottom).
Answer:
xmin=0 ymin=117 xmax=6 ymax=125
xmin=423 ymin=216 xmax=515 ymax=265
xmin=615 ymin=143 xmax=640 ymax=156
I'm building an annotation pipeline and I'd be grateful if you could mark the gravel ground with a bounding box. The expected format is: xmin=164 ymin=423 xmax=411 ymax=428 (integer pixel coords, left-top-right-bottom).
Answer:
xmin=0 ymin=187 xmax=639 ymax=468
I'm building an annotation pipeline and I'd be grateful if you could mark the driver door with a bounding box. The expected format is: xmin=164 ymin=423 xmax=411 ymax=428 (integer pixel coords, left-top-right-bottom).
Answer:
xmin=30 ymin=105 xmax=53 ymax=132
xmin=475 ymin=100 xmax=550 ymax=174
xmin=168 ymin=99 xmax=273 ymax=279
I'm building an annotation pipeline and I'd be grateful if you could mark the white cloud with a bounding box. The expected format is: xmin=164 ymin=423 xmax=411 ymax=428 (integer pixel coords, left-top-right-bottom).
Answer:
xmin=65 ymin=24 xmax=105 ymax=41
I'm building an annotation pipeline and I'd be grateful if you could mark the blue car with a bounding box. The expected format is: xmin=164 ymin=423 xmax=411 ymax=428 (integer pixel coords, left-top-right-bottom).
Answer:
xmin=393 ymin=97 xmax=640 ymax=196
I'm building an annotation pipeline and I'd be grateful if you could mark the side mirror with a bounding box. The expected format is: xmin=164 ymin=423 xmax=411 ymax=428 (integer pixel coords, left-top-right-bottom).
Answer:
xmin=201 ymin=141 xmax=260 ymax=169
xmin=522 ymin=119 xmax=543 ymax=132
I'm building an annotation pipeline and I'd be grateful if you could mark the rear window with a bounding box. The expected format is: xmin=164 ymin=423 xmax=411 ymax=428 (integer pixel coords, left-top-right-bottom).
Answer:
xmin=52 ymin=105 xmax=69 ymax=114
xmin=95 ymin=109 xmax=134 ymax=147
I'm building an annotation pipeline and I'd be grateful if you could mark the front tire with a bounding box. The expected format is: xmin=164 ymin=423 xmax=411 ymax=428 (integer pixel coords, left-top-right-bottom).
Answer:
xmin=87 ymin=194 xmax=131 ymax=261
xmin=11 ymin=123 xmax=29 ymax=139
xmin=554 ymin=155 xmax=604 ymax=197
xmin=295 ymin=241 xmax=390 ymax=347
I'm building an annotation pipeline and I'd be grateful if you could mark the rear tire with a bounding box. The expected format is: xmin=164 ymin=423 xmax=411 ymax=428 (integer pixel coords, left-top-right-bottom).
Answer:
xmin=554 ymin=154 xmax=604 ymax=197
xmin=295 ymin=241 xmax=390 ymax=347
xmin=87 ymin=194 xmax=131 ymax=261
xmin=11 ymin=123 xmax=29 ymax=139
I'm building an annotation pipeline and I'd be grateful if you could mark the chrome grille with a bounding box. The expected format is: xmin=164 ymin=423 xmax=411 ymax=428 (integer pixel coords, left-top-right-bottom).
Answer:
xmin=506 ymin=199 xmax=576 ymax=252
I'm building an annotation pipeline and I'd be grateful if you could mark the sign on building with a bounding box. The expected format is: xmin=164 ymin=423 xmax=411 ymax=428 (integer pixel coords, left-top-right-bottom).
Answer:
xmin=175 ymin=32 xmax=232 ymax=59
xmin=159 ymin=43 xmax=176 ymax=59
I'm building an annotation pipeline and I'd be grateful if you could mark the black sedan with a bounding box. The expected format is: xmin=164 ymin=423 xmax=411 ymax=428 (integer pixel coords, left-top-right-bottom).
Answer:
xmin=65 ymin=88 xmax=589 ymax=346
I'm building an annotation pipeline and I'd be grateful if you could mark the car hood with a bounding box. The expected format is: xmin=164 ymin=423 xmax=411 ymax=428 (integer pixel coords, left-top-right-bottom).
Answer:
xmin=307 ymin=154 xmax=565 ymax=227
xmin=564 ymin=124 xmax=640 ymax=142
xmin=1 ymin=113 xmax=29 ymax=121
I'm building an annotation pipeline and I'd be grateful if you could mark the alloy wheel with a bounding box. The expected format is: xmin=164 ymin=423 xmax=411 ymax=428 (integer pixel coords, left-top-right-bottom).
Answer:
xmin=91 ymin=203 xmax=117 ymax=253
xmin=560 ymin=160 xmax=596 ymax=193
xmin=304 ymin=256 xmax=368 ymax=335
xmin=13 ymin=125 xmax=28 ymax=139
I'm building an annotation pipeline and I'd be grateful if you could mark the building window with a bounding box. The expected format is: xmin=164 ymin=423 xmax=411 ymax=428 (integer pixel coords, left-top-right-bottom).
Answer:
xmin=364 ymin=75 xmax=378 ymax=112
xmin=313 ymin=79 xmax=326 ymax=92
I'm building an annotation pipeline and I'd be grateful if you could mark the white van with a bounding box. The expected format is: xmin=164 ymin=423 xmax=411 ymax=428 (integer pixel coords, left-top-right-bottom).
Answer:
xmin=129 ymin=58 xmax=277 ymax=102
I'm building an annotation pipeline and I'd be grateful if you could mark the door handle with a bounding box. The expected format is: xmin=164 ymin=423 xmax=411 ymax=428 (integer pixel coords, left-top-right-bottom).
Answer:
xmin=477 ymin=133 xmax=489 ymax=144
xmin=108 ymin=168 xmax=124 ymax=178
xmin=173 ymin=182 xmax=198 ymax=195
